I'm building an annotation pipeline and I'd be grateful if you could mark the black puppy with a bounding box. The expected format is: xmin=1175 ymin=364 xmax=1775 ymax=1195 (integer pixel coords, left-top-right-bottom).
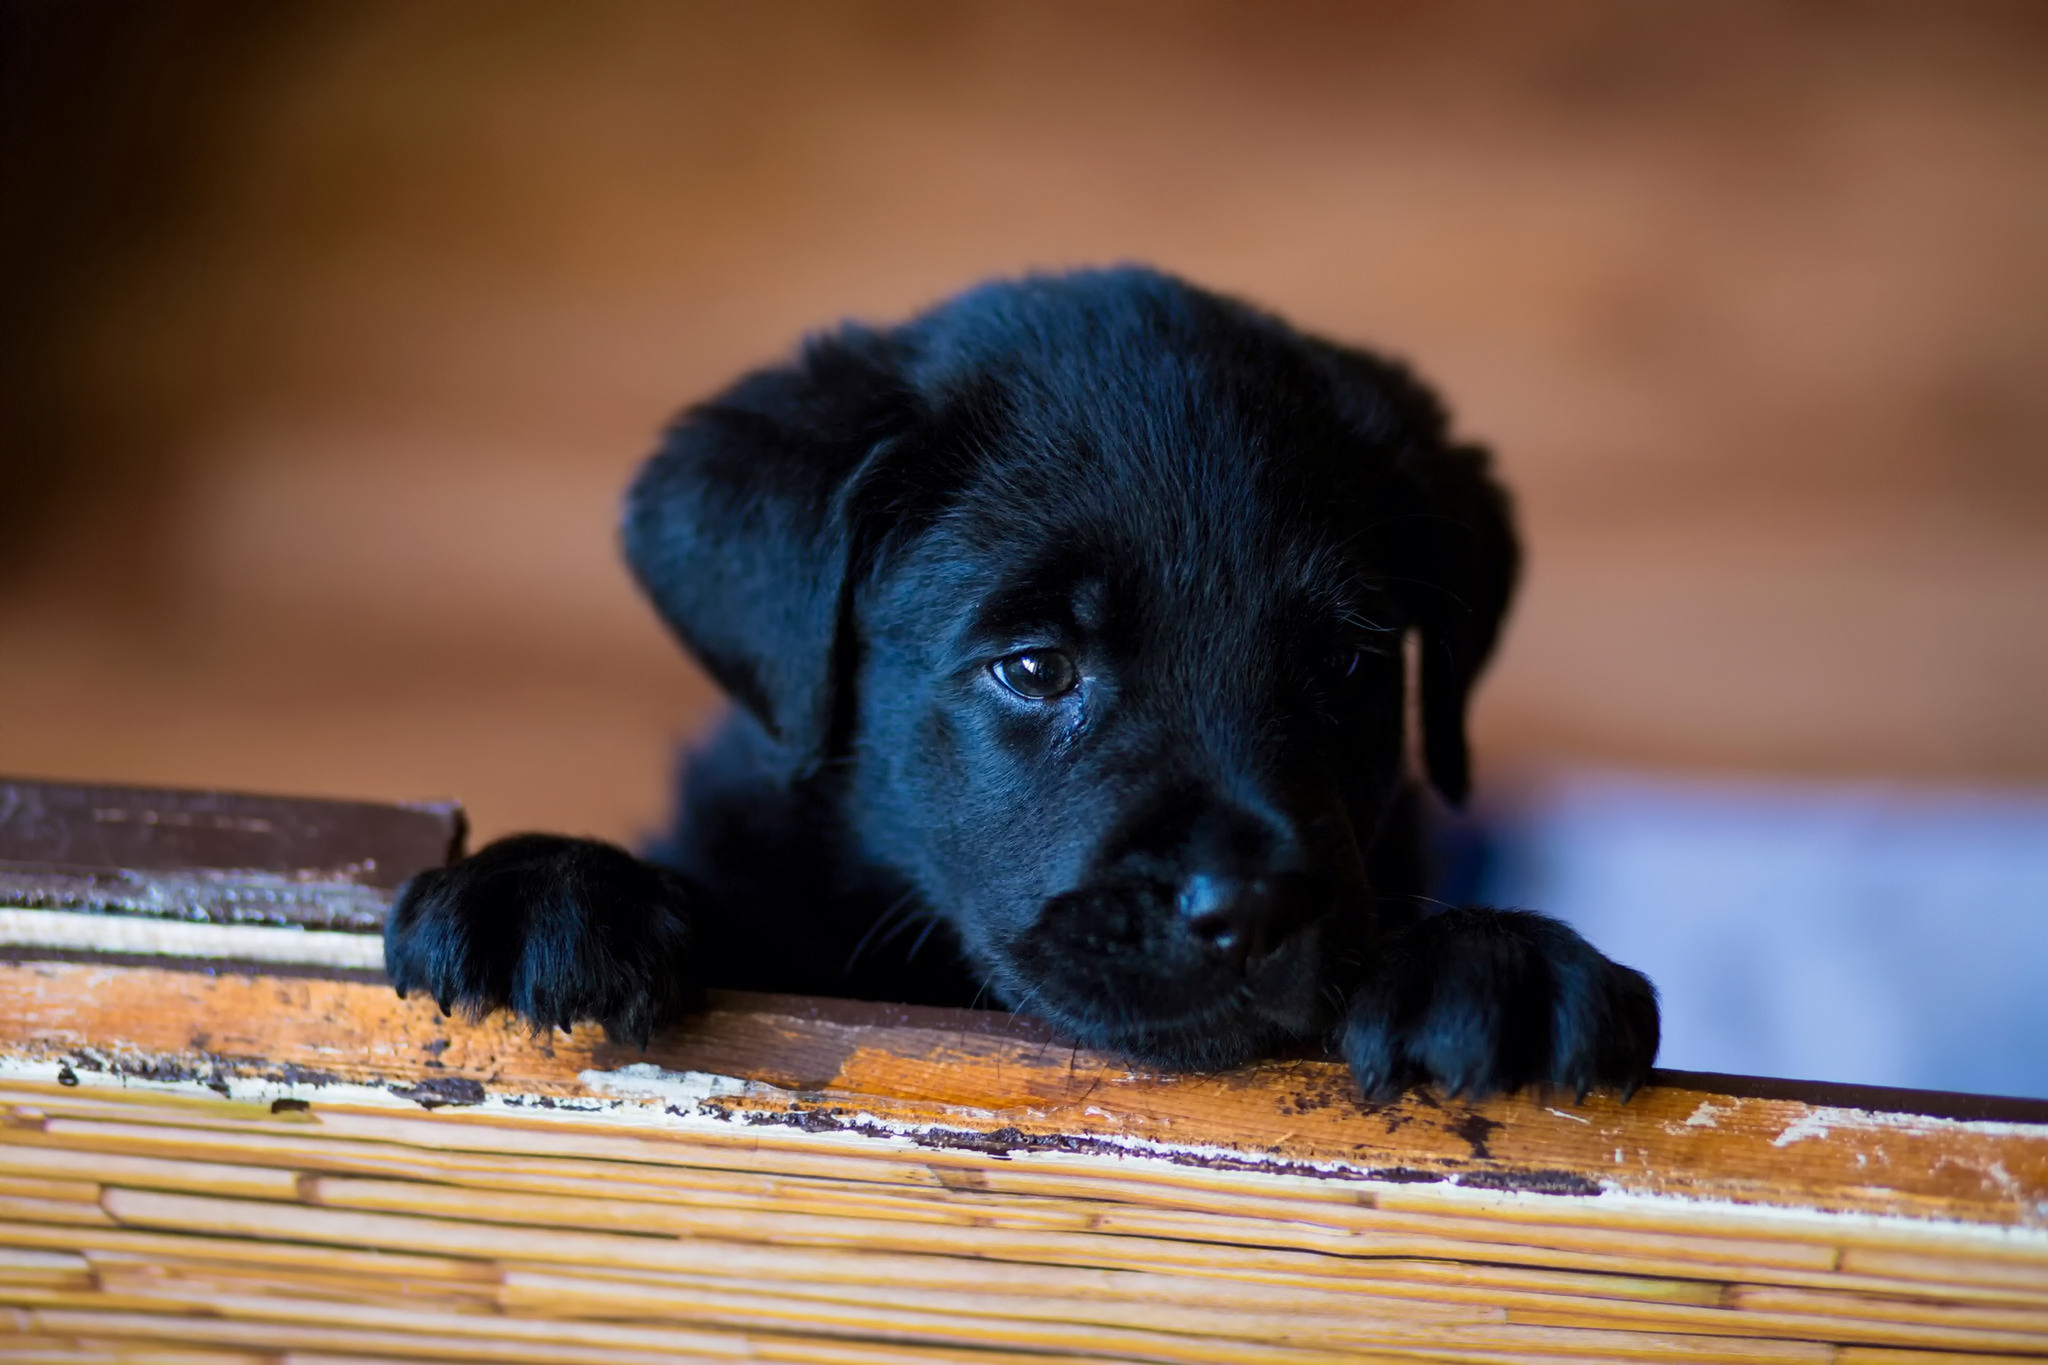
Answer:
xmin=386 ymin=267 xmax=1658 ymax=1101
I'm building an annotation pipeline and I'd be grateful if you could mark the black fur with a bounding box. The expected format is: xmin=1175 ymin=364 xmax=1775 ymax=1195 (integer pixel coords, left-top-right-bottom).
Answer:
xmin=385 ymin=267 xmax=1658 ymax=1101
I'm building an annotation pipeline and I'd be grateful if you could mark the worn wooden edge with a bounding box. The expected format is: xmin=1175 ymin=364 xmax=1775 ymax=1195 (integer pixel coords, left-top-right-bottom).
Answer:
xmin=0 ymin=775 xmax=466 ymax=910
xmin=4 ymin=960 xmax=2044 ymax=1244
xmin=690 ymin=993 xmax=2048 ymax=1126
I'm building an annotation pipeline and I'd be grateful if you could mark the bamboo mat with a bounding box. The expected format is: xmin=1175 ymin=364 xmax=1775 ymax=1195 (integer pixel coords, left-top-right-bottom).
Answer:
xmin=0 ymin=963 xmax=2044 ymax=1364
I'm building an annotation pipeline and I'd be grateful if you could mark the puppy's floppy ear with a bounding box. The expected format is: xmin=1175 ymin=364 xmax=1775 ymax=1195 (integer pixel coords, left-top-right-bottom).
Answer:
xmin=621 ymin=326 xmax=917 ymax=765
xmin=1388 ymin=438 xmax=1519 ymax=806
xmin=1314 ymin=344 xmax=1520 ymax=806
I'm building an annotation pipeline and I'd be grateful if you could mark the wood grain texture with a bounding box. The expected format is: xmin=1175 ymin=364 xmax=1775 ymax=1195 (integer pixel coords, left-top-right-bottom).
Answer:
xmin=1 ymin=958 xmax=2044 ymax=1363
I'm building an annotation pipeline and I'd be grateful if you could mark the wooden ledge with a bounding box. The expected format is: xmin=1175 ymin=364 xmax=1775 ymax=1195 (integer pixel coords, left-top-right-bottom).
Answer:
xmin=6 ymin=960 xmax=2046 ymax=1233
xmin=4 ymin=959 xmax=2048 ymax=1364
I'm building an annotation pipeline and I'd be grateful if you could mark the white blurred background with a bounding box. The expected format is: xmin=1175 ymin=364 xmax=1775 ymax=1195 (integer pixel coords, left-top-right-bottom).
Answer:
xmin=1479 ymin=775 xmax=2048 ymax=1097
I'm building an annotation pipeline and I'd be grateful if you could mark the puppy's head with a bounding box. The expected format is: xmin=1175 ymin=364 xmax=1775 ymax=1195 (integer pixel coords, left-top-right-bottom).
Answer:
xmin=626 ymin=269 xmax=1517 ymax=1066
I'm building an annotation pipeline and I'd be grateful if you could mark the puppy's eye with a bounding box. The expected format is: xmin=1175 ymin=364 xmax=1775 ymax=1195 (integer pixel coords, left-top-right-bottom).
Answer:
xmin=992 ymin=650 xmax=1078 ymax=700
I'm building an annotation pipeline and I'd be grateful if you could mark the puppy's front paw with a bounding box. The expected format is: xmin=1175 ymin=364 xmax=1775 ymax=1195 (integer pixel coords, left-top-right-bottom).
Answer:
xmin=1340 ymin=907 xmax=1657 ymax=1102
xmin=383 ymin=834 xmax=702 ymax=1047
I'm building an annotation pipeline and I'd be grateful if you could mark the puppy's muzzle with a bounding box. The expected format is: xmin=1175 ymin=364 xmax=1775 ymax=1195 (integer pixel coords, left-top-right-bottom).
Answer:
xmin=1008 ymin=868 xmax=1329 ymax=1021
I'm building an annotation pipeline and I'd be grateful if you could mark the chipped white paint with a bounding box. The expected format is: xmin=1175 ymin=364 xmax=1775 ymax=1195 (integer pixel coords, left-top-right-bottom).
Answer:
xmin=1545 ymin=1106 xmax=1591 ymax=1124
xmin=0 ymin=908 xmax=385 ymax=970
xmin=0 ymin=1053 xmax=450 ymax=1115
xmin=1764 ymin=1102 xmax=2048 ymax=1145
xmin=1773 ymin=1112 xmax=1834 ymax=1147
xmin=579 ymin=1061 xmax=751 ymax=1107
xmin=1684 ymin=1100 xmax=1724 ymax=1128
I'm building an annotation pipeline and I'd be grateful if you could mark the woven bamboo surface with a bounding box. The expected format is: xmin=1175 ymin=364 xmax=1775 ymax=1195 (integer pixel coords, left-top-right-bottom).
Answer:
xmin=1 ymin=958 xmax=2044 ymax=1364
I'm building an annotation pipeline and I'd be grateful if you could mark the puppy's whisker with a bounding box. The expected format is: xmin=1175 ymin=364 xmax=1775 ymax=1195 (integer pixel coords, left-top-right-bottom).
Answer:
xmin=1370 ymin=571 xmax=1476 ymax=614
xmin=905 ymin=914 xmax=944 ymax=962
xmin=1379 ymin=890 xmax=1457 ymax=918
xmin=1005 ymin=984 xmax=1047 ymax=1023
xmin=843 ymin=892 xmax=921 ymax=972
xmin=1336 ymin=608 xmax=1401 ymax=635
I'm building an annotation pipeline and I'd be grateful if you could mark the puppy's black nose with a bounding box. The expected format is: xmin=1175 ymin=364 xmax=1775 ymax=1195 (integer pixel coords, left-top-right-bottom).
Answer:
xmin=1177 ymin=873 xmax=1279 ymax=970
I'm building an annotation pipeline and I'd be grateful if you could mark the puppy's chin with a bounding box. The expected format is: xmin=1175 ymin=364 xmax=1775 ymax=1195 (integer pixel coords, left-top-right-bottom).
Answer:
xmin=989 ymin=891 xmax=1334 ymax=1071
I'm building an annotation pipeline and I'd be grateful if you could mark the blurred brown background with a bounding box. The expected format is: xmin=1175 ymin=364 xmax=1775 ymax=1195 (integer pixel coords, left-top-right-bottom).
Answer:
xmin=3 ymin=0 xmax=2044 ymax=847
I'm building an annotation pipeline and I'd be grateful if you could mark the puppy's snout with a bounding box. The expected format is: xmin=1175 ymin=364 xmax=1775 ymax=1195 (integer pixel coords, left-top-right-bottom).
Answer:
xmin=1178 ymin=873 xmax=1282 ymax=970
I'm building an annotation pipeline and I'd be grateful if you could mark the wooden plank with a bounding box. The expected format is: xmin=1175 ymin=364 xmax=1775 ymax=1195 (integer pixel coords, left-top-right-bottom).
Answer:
xmin=0 ymin=777 xmax=463 ymax=893
xmin=6 ymin=962 xmax=2043 ymax=1226
xmin=0 ymin=777 xmax=462 ymax=939
xmin=2 ymin=959 xmax=2045 ymax=1361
